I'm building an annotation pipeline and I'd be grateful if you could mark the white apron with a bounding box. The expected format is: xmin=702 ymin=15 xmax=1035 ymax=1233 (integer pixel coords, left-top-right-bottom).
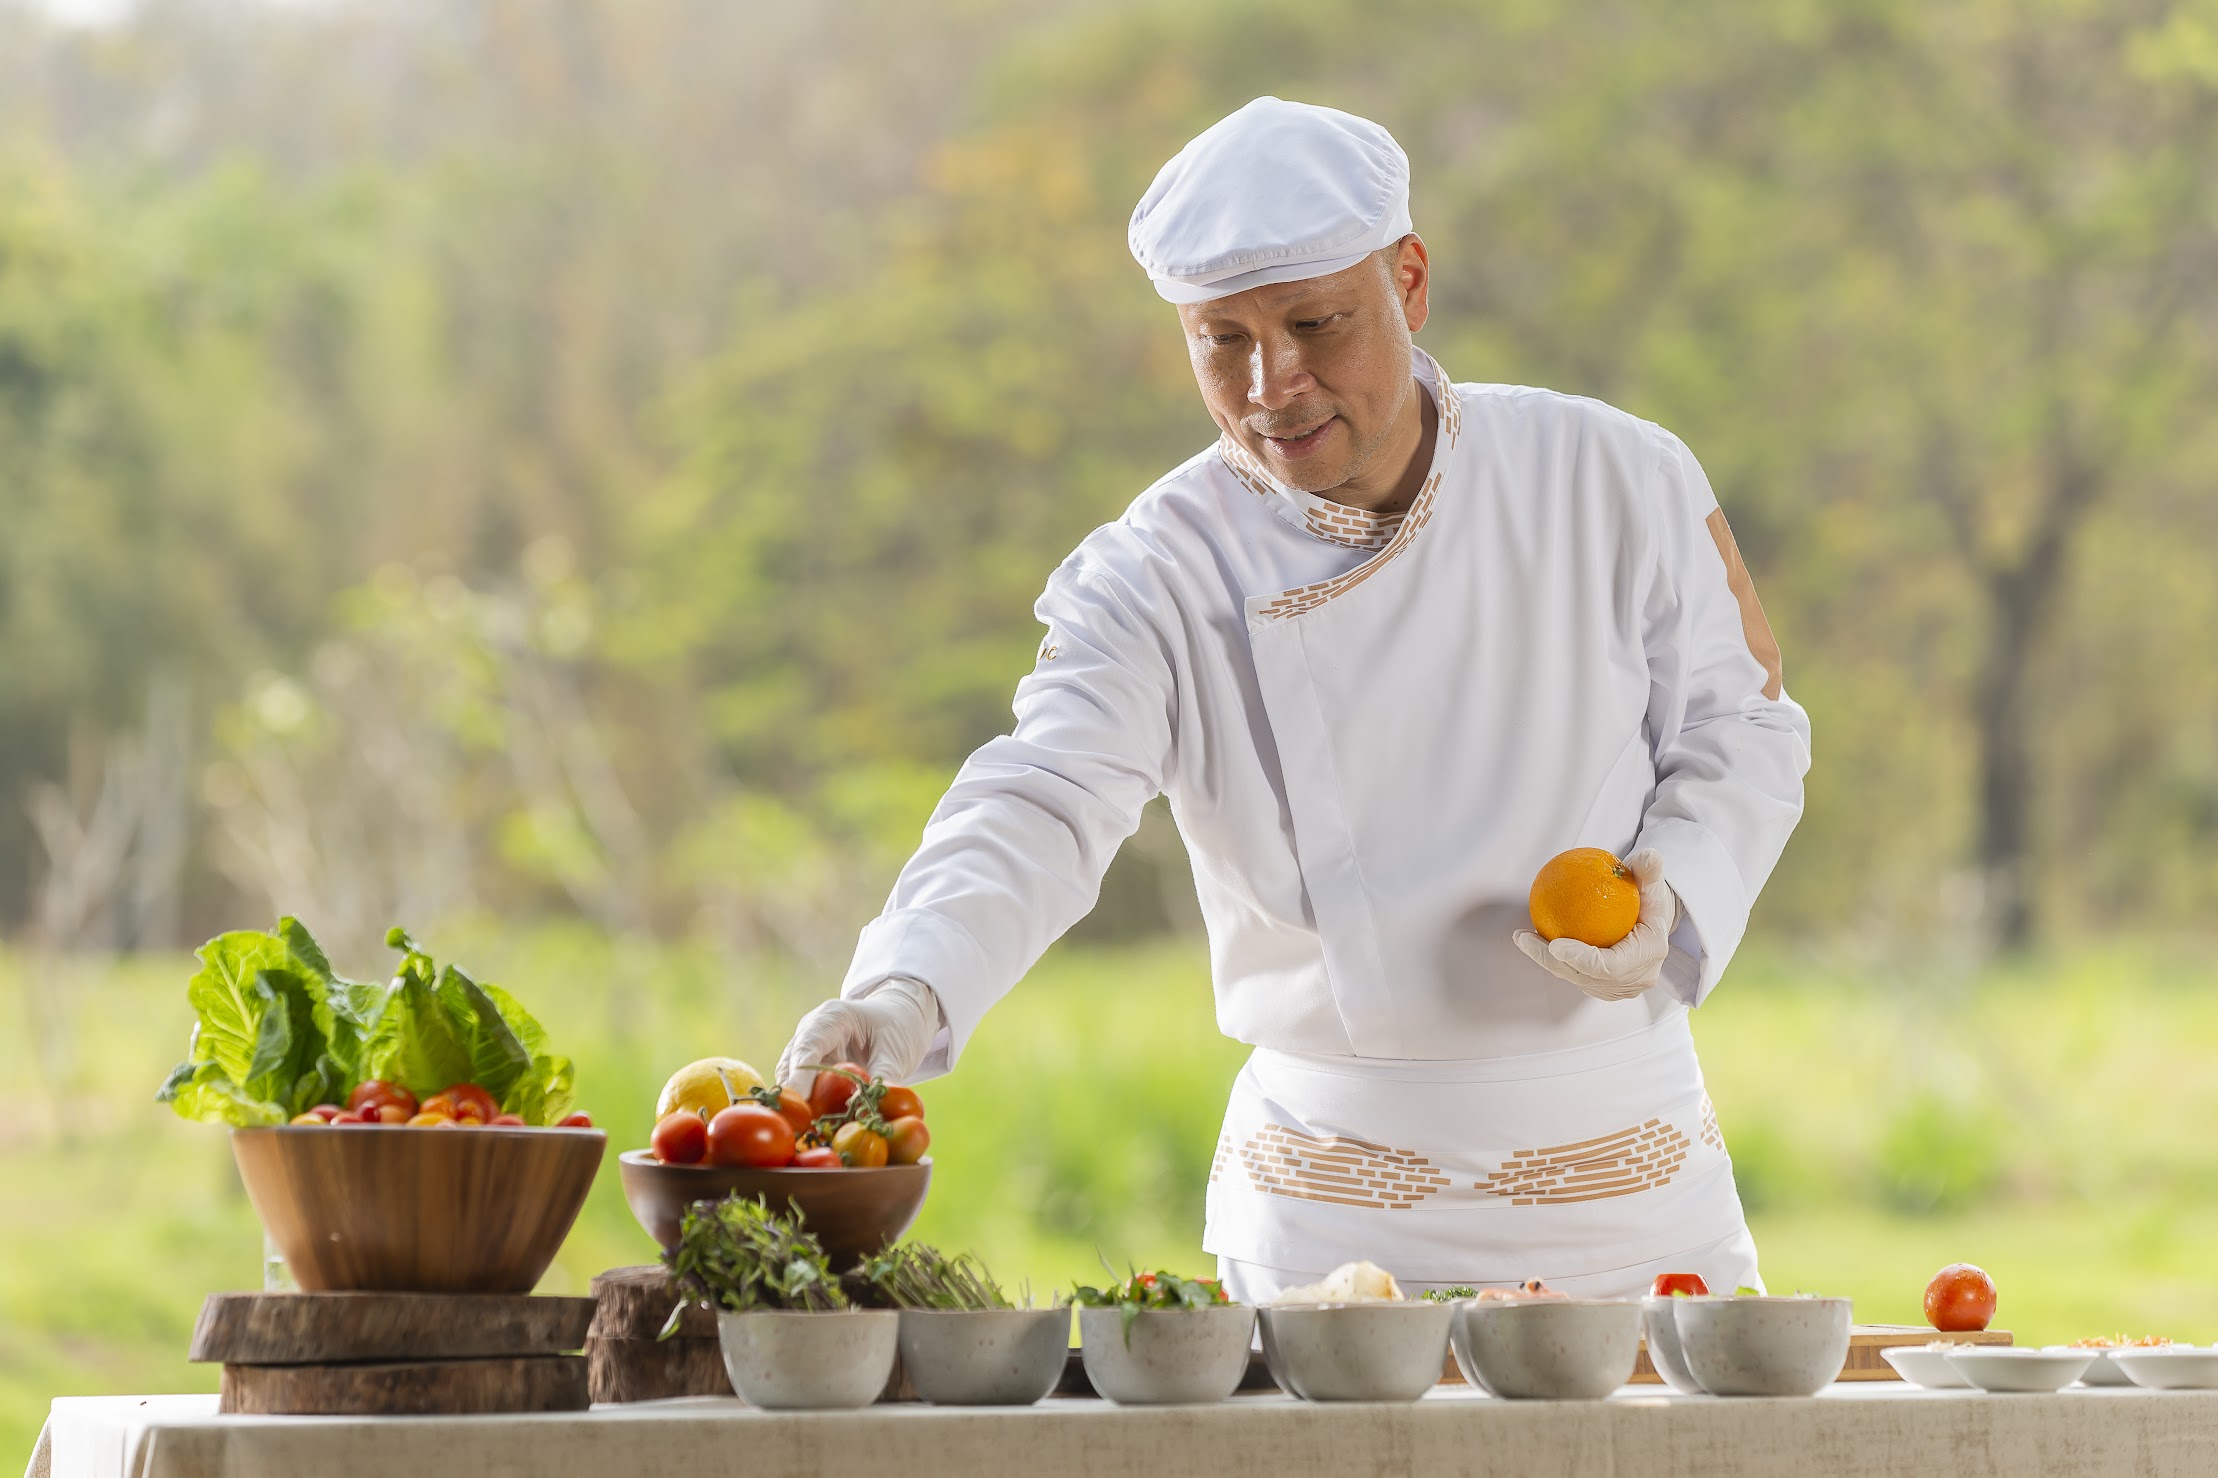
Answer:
xmin=1203 ymin=1012 xmax=1759 ymax=1290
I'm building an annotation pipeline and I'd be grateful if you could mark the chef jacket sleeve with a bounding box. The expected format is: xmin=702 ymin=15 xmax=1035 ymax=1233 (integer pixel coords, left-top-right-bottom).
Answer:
xmin=1634 ymin=429 xmax=1812 ymax=1006
xmin=837 ymin=549 xmax=1176 ymax=1077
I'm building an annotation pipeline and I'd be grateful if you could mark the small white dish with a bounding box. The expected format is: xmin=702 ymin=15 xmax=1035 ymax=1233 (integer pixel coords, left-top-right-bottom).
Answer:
xmin=1881 ymin=1344 xmax=1975 ymax=1389
xmin=2107 ymin=1346 xmax=2218 ymax=1391
xmin=2045 ymin=1345 xmax=2146 ymax=1386
xmin=1943 ymin=1347 xmax=2094 ymax=1393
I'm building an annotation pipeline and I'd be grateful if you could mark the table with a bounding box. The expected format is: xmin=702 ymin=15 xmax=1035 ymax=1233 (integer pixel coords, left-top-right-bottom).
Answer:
xmin=30 ymin=1384 xmax=2218 ymax=1478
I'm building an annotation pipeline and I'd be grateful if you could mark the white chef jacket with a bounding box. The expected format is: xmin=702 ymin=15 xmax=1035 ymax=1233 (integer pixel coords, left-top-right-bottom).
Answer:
xmin=842 ymin=347 xmax=1810 ymax=1072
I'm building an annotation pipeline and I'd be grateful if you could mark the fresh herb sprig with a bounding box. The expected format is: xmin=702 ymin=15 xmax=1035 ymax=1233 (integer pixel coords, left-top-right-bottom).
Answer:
xmin=1420 ymin=1286 xmax=1479 ymax=1303
xmin=850 ymin=1243 xmax=1014 ymax=1311
xmin=1072 ymin=1263 xmax=1235 ymax=1345
xmin=659 ymin=1194 xmax=846 ymax=1338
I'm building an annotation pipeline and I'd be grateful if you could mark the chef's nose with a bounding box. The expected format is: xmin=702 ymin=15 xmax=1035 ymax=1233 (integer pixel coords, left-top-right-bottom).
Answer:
xmin=1246 ymin=337 xmax=1316 ymax=410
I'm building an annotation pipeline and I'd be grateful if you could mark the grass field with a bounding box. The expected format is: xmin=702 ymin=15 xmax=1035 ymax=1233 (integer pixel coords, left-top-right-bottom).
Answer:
xmin=7 ymin=928 xmax=2216 ymax=1461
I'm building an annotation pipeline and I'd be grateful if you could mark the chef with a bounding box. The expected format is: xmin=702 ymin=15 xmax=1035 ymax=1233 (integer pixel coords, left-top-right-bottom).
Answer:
xmin=775 ymin=97 xmax=1811 ymax=1301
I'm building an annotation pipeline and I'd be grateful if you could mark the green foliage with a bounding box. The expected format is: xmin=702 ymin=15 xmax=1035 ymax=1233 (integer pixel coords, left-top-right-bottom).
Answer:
xmin=1876 ymin=1092 xmax=2008 ymax=1216
xmin=662 ymin=1196 xmax=848 ymax=1326
xmin=849 ymin=1243 xmax=1016 ymax=1311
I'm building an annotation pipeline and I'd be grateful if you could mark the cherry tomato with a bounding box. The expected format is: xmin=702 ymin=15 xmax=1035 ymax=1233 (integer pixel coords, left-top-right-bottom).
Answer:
xmin=878 ymin=1086 xmax=924 ymax=1123
xmin=347 ymin=1080 xmax=419 ymax=1120
xmin=307 ymin=1104 xmax=342 ymax=1122
xmin=330 ymin=1111 xmax=369 ymax=1125
xmin=791 ymin=1146 xmax=842 ymax=1169
xmin=407 ymin=1111 xmax=452 ymax=1127
xmin=557 ymin=1112 xmax=593 ymax=1129
xmin=289 ymin=1112 xmax=328 ymax=1126
xmin=441 ymin=1083 xmax=499 ymax=1123
xmin=831 ymin=1121 xmax=889 ymax=1169
xmin=1925 ymin=1263 xmax=1997 ymax=1332
xmin=374 ymin=1102 xmax=412 ymax=1124
xmin=707 ymin=1105 xmax=797 ymax=1167
xmin=490 ymin=1113 xmax=527 ymax=1126
xmin=807 ymin=1062 xmax=867 ymax=1120
xmin=883 ymin=1116 xmax=930 ymax=1165
xmin=1650 ymin=1273 xmax=1708 ymax=1299
xmin=650 ymin=1111 xmax=709 ymax=1167
xmin=752 ymin=1086 xmax=814 ymax=1137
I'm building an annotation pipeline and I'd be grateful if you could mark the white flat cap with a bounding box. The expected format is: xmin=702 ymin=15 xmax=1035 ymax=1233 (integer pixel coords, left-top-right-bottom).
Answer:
xmin=1129 ymin=96 xmax=1412 ymax=305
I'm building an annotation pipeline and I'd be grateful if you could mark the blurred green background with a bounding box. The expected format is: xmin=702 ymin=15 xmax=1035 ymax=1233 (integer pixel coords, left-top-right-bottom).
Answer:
xmin=5 ymin=0 xmax=2218 ymax=1459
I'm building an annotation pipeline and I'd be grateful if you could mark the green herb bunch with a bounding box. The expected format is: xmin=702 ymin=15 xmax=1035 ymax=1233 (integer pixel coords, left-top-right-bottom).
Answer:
xmin=1420 ymin=1286 xmax=1479 ymax=1303
xmin=1072 ymin=1266 xmax=1236 ymax=1346
xmin=850 ymin=1243 xmax=1013 ymax=1311
xmin=659 ymin=1195 xmax=846 ymax=1337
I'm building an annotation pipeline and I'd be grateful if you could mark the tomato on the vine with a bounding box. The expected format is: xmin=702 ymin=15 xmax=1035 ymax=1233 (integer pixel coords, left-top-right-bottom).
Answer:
xmin=708 ymin=1105 xmax=797 ymax=1168
xmin=878 ymin=1086 xmax=924 ymax=1123
xmin=791 ymin=1146 xmax=842 ymax=1169
xmin=883 ymin=1116 xmax=929 ymax=1165
xmin=807 ymin=1062 xmax=867 ymax=1120
xmin=831 ymin=1121 xmax=889 ymax=1169
xmin=750 ymin=1085 xmax=814 ymax=1138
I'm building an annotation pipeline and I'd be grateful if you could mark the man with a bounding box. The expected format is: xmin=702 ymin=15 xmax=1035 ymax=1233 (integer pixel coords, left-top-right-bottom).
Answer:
xmin=776 ymin=97 xmax=1810 ymax=1300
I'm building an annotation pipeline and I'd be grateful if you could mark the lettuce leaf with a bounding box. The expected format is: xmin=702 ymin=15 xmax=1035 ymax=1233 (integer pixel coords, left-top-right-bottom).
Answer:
xmin=159 ymin=919 xmax=577 ymax=1127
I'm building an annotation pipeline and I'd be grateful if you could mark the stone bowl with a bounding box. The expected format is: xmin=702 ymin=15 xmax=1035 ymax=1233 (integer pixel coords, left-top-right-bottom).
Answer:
xmin=1673 ymin=1296 xmax=1852 ymax=1397
xmin=716 ymin=1308 xmax=899 ymax=1409
xmin=1640 ymin=1297 xmax=1706 ymax=1395
xmin=618 ymin=1149 xmax=929 ymax=1269
xmin=1453 ymin=1299 xmax=1642 ymax=1400
xmin=1077 ymin=1305 xmax=1256 ymax=1405
xmin=1258 ymin=1302 xmax=1455 ymax=1402
xmin=897 ymin=1307 xmax=1071 ymax=1406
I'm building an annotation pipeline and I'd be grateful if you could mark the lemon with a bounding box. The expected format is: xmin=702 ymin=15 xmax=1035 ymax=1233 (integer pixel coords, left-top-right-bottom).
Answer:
xmin=656 ymin=1057 xmax=765 ymax=1121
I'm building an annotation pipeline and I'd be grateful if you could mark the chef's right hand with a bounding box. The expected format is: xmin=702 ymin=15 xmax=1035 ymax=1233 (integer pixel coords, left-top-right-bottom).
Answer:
xmin=774 ymin=977 xmax=943 ymax=1096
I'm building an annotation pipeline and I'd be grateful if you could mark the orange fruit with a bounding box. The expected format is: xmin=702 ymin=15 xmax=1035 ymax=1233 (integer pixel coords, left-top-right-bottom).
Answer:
xmin=1527 ymin=848 xmax=1641 ymax=948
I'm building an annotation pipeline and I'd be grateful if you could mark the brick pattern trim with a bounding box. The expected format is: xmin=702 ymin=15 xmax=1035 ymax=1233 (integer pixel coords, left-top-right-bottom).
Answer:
xmin=1235 ymin=1125 xmax=1454 ymax=1211
xmin=1476 ymin=1118 xmax=1692 ymax=1206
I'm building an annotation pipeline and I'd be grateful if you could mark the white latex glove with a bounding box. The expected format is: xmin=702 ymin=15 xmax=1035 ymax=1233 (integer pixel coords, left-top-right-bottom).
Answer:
xmin=775 ymin=977 xmax=943 ymax=1094
xmin=1512 ymin=848 xmax=1681 ymax=1002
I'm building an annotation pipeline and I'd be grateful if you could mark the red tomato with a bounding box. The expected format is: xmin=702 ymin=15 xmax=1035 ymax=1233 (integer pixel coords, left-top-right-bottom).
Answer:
xmin=791 ymin=1146 xmax=842 ymax=1169
xmin=647 ymin=1105 xmax=700 ymax=1162
xmin=557 ymin=1112 xmax=593 ymax=1129
xmin=831 ymin=1121 xmax=889 ymax=1169
xmin=1650 ymin=1273 xmax=1708 ymax=1299
xmin=490 ymin=1113 xmax=527 ymax=1127
xmin=707 ymin=1105 xmax=796 ymax=1167
xmin=883 ymin=1116 xmax=930 ymax=1165
xmin=441 ymin=1083 xmax=499 ymax=1123
xmin=347 ymin=1080 xmax=418 ymax=1119
xmin=753 ymin=1087 xmax=813 ymax=1137
xmin=878 ymin=1086 xmax=924 ymax=1123
xmin=807 ymin=1062 xmax=867 ymax=1120
xmin=307 ymin=1104 xmax=342 ymax=1122
xmin=1924 ymin=1263 xmax=1997 ymax=1332
xmin=330 ymin=1111 xmax=369 ymax=1125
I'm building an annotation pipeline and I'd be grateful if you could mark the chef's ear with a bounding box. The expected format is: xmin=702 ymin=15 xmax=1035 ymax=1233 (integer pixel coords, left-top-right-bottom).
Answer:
xmin=1385 ymin=234 xmax=1429 ymax=334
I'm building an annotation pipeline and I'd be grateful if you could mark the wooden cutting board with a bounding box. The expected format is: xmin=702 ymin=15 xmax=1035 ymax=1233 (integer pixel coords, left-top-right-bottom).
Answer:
xmin=192 ymin=1291 xmax=596 ymax=1415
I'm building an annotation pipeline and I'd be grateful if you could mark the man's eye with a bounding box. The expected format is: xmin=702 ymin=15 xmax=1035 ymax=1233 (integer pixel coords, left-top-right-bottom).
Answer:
xmin=1207 ymin=333 xmax=1243 ymax=347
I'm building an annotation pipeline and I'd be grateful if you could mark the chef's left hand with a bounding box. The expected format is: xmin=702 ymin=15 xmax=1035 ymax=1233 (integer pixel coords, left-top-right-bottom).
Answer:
xmin=1513 ymin=848 xmax=1680 ymax=1002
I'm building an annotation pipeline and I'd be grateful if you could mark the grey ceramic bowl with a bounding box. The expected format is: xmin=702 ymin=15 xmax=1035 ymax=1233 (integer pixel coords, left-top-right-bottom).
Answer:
xmin=897 ymin=1307 xmax=1071 ymax=1406
xmin=1640 ymin=1297 xmax=1705 ymax=1394
xmin=1453 ymin=1299 xmax=1642 ymax=1400
xmin=1259 ymin=1302 xmax=1455 ymax=1402
xmin=1673 ymin=1296 xmax=1852 ymax=1397
xmin=717 ymin=1309 xmax=899 ymax=1409
xmin=1077 ymin=1304 xmax=1256 ymax=1405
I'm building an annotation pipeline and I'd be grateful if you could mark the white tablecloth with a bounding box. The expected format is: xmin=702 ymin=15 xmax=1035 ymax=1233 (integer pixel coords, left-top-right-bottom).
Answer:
xmin=32 ymin=1385 xmax=2218 ymax=1478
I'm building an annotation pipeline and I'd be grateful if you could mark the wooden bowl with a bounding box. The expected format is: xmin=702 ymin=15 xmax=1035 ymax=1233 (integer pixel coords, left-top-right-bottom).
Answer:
xmin=616 ymin=1150 xmax=930 ymax=1268
xmin=232 ymin=1125 xmax=606 ymax=1294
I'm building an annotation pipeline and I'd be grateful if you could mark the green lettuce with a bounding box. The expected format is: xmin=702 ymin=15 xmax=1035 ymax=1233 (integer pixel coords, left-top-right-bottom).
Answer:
xmin=157 ymin=920 xmax=576 ymax=1126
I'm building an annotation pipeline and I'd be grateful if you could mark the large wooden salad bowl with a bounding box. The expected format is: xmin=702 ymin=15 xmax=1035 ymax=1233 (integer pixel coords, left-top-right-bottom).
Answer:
xmin=233 ymin=1125 xmax=606 ymax=1294
xmin=617 ymin=1150 xmax=930 ymax=1268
